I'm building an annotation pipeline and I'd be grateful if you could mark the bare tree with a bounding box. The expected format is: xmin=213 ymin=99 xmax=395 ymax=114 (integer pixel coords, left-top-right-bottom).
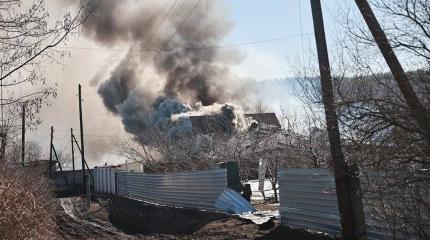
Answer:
xmin=25 ymin=141 xmax=42 ymax=162
xmin=292 ymin=1 xmax=430 ymax=237
xmin=115 ymin=103 xmax=324 ymax=204
xmin=354 ymin=0 xmax=430 ymax=145
xmin=0 ymin=0 xmax=89 ymax=162
xmin=117 ymin=126 xmax=223 ymax=172
xmin=0 ymin=153 xmax=56 ymax=239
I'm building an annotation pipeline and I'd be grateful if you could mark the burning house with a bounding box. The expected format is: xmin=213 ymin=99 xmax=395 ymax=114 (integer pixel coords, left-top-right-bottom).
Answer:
xmin=244 ymin=113 xmax=282 ymax=132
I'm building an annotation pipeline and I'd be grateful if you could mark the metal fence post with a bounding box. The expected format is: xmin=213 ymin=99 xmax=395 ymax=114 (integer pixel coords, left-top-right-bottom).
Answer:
xmin=219 ymin=161 xmax=242 ymax=192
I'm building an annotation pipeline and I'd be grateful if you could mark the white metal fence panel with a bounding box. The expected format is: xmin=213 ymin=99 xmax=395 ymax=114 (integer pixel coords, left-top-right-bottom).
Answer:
xmin=278 ymin=168 xmax=341 ymax=236
xmin=116 ymin=168 xmax=227 ymax=211
xmin=94 ymin=167 xmax=116 ymax=194
xmin=278 ymin=168 xmax=387 ymax=239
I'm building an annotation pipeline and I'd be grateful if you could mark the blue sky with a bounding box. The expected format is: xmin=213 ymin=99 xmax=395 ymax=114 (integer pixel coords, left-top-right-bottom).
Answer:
xmin=226 ymin=0 xmax=315 ymax=43
xmin=215 ymin=0 xmax=352 ymax=114
xmin=222 ymin=0 xmax=347 ymax=80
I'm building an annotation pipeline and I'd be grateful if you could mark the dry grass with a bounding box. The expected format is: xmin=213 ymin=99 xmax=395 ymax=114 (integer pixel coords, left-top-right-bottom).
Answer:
xmin=0 ymin=164 xmax=56 ymax=239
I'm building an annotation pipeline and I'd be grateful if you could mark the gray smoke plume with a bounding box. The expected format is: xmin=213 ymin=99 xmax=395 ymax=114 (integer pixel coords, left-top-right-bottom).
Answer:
xmin=171 ymin=102 xmax=246 ymax=136
xmin=76 ymin=0 xmax=247 ymax=140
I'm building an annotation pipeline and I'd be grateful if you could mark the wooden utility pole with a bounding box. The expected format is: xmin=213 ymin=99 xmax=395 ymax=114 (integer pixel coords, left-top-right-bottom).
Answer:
xmin=310 ymin=1 xmax=367 ymax=239
xmin=71 ymin=128 xmax=75 ymax=184
xmin=78 ymin=84 xmax=86 ymax=193
xmin=49 ymin=126 xmax=54 ymax=176
xmin=354 ymin=0 xmax=430 ymax=144
xmin=21 ymin=104 xmax=25 ymax=167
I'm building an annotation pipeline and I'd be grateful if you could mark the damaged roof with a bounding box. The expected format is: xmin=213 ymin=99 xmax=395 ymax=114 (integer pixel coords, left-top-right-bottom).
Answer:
xmin=187 ymin=112 xmax=281 ymax=134
xmin=189 ymin=115 xmax=235 ymax=134
xmin=244 ymin=113 xmax=281 ymax=129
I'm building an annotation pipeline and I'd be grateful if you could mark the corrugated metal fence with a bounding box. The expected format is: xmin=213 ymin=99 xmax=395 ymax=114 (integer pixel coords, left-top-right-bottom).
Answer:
xmin=278 ymin=169 xmax=341 ymax=236
xmin=116 ymin=168 xmax=228 ymax=211
xmin=53 ymin=169 xmax=94 ymax=187
xmin=278 ymin=168 xmax=386 ymax=239
xmin=94 ymin=167 xmax=116 ymax=194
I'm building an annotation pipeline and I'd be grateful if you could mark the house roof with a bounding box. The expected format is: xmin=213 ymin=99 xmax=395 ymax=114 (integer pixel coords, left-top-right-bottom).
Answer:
xmin=189 ymin=115 xmax=234 ymax=134
xmin=187 ymin=112 xmax=282 ymax=134
xmin=244 ymin=113 xmax=281 ymax=128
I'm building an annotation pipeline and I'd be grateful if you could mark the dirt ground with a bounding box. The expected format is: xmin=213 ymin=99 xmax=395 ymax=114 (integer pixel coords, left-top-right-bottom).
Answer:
xmin=55 ymin=195 xmax=336 ymax=240
xmin=251 ymin=198 xmax=279 ymax=212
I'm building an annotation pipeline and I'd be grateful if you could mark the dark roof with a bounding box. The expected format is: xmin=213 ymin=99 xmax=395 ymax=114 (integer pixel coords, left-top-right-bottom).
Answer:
xmin=186 ymin=112 xmax=281 ymax=134
xmin=245 ymin=113 xmax=281 ymax=128
xmin=189 ymin=115 xmax=234 ymax=135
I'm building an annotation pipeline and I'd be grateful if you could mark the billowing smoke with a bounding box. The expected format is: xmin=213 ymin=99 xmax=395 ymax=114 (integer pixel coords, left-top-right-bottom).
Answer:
xmin=171 ymin=102 xmax=246 ymax=136
xmin=76 ymin=0 xmax=247 ymax=140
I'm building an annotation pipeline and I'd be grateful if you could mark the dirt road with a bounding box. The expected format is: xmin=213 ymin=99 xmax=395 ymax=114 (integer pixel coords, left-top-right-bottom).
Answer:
xmin=55 ymin=196 xmax=335 ymax=240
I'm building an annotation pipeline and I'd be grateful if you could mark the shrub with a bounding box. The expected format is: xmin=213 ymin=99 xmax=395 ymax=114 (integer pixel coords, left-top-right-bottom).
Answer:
xmin=0 ymin=164 xmax=56 ymax=239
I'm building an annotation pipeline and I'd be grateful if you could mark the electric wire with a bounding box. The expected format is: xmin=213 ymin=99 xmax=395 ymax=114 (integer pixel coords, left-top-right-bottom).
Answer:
xmin=56 ymin=33 xmax=313 ymax=53
xmin=298 ymin=0 xmax=305 ymax=61
xmin=139 ymin=0 xmax=202 ymax=74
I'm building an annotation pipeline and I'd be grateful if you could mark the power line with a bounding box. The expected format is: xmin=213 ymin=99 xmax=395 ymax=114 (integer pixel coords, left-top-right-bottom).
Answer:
xmin=163 ymin=0 xmax=202 ymax=46
xmin=139 ymin=0 xmax=202 ymax=74
xmin=143 ymin=0 xmax=179 ymax=49
xmin=128 ymin=0 xmax=179 ymax=72
xmin=182 ymin=33 xmax=314 ymax=50
xmin=298 ymin=0 xmax=305 ymax=58
xmin=56 ymin=33 xmax=313 ymax=53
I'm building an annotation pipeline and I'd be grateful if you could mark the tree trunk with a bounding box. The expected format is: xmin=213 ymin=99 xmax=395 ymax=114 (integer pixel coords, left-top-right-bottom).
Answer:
xmin=0 ymin=132 xmax=6 ymax=162
xmin=355 ymin=0 xmax=430 ymax=144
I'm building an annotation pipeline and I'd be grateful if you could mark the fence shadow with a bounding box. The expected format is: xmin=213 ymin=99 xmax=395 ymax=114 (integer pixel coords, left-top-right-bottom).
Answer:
xmin=107 ymin=196 xmax=229 ymax=234
xmin=255 ymin=225 xmax=337 ymax=240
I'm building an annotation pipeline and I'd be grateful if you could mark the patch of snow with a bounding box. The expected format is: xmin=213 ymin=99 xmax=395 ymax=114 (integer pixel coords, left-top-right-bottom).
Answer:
xmin=59 ymin=198 xmax=127 ymax=236
xmin=60 ymin=198 xmax=79 ymax=221
xmin=246 ymin=179 xmax=278 ymax=201
xmin=239 ymin=210 xmax=280 ymax=225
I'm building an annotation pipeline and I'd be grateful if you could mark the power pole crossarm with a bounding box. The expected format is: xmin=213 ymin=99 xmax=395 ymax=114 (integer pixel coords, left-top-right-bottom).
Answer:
xmin=354 ymin=0 xmax=430 ymax=144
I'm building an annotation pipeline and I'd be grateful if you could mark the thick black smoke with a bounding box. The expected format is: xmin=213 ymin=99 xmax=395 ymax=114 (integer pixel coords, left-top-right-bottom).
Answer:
xmin=76 ymin=0 xmax=246 ymax=139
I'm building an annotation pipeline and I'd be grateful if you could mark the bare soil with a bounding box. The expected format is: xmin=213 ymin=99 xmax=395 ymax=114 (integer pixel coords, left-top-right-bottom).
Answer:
xmin=252 ymin=198 xmax=279 ymax=212
xmin=55 ymin=195 xmax=336 ymax=240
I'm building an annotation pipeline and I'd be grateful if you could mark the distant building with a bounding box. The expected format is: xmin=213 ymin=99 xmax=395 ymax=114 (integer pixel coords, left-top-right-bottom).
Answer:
xmin=188 ymin=112 xmax=282 ymax=135
xmin=244 ymin=113 xmax=282 ymax=129
xmin=113 ymin=160 xmax=144 ymax=173
xmin=188 ymin=115 xmax=234 ymax=135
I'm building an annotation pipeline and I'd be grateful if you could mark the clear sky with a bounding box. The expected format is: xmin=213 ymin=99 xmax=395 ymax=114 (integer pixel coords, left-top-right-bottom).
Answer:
xmin=223 ymin=0 xmax=348 ymax=80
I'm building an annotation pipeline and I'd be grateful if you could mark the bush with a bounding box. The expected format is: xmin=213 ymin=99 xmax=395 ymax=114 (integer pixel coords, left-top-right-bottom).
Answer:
xmin=0 ymin=164 xmax=56 ymax=239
